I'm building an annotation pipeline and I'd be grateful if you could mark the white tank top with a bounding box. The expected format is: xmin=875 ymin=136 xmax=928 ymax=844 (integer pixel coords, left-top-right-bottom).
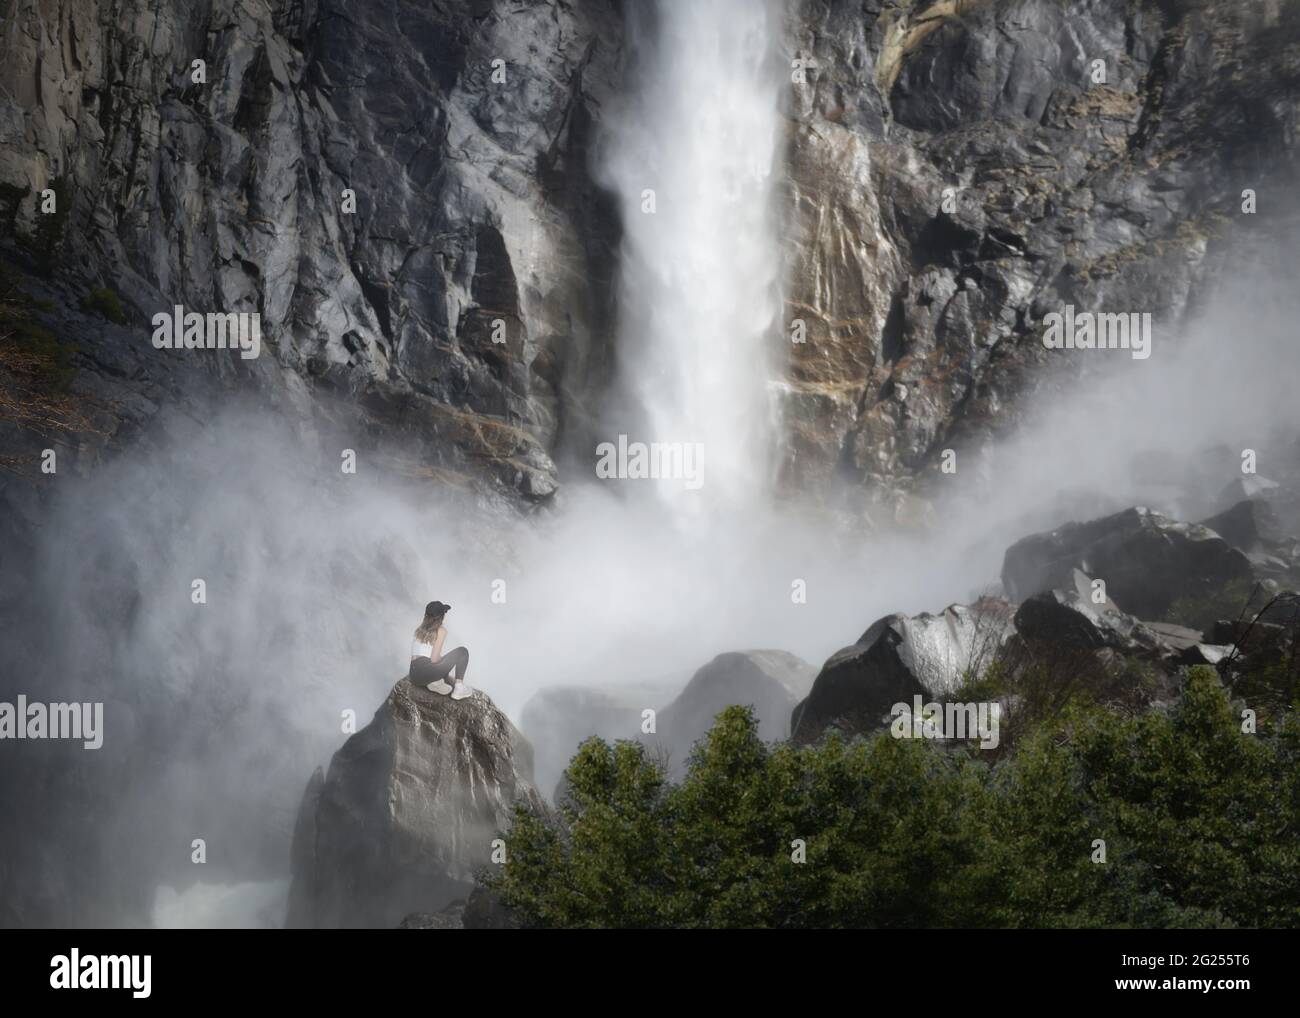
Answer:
xmin=411 ymin=638 xmax=433 ymax=659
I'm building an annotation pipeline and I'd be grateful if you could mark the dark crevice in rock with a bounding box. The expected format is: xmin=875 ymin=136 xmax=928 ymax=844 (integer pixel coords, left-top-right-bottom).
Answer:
xmin=880 ymin=292 xmax=906 ymax=364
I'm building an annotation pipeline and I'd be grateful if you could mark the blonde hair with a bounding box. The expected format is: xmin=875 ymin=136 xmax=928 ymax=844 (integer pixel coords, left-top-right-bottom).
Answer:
xmin=414 ymin=611 xmax=445 ymax=643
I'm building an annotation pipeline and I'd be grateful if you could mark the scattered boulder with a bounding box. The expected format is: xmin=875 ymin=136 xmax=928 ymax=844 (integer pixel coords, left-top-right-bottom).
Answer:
xmin=1014 ymin=573 xmax=1165 ymax=657
xmin=791 ymin=601 xmax=1015 ymax=746
xmin=1209 ymin=617 xmax=1283 ymax=650
xmin=1012 ymin=571 xmax=1202 ymax=665
xmin=286 ymin=678 xmax=542 ymax=929
xmin=1211 ymin=592 xmax=1300 ymax=657
xmin=1146 ymin=622 xmax=1206 ymax=656
xmin=646 ymin=651 xmax=816 ymax=772
xmin=1198 ymin=499 xmax=1300 ymax=588
xmin=1179 ymin=643 xmax=1233 ymax=667
xmin=519 ymin=681 xmax=674 ymax=800
xmin=1216 ymin=475 xmax=1281 ymax=510
xmin=1001 ymin=506 xmax=1253 ymax=619
xmin=1198 ymin=499 xmax=1286 ymax=553
xmin=524 ymin=652 xmax=813 ymax=791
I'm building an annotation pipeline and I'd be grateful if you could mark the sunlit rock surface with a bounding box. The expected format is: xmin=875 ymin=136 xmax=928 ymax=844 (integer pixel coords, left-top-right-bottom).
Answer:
xmin=1014 ymin=568 xmax=1181 ymax=659
xmin=286 ymin=678 xmax=541 ymax=929
xmin=782 ymin=0 xmax=1300 ymax=512
xmin=791 ymin=599 xmax=1014 ymax=744
xmin=0 ymin=0 xmax=623 ymax=502
xmin=1002 ymin=506 xmax=1253 ymax=619
xmin=6 ymin=1 xmax=1300 ymax=507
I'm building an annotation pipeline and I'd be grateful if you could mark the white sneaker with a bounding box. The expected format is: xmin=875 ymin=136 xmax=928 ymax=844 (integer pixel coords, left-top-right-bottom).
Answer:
xmin=427 ymin=680 xmax=452 ymax=695
xmin=450 ymin=682 xmax=472 ymax=701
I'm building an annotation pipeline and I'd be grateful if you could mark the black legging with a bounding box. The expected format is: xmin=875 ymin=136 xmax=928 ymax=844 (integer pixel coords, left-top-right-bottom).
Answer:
xmin=410 ymin=647 xmax=469 ymax=685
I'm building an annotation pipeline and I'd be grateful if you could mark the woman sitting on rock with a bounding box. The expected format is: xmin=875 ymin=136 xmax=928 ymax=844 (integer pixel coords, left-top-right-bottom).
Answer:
xmin=409 ymin=600 xmax=471 ymax=700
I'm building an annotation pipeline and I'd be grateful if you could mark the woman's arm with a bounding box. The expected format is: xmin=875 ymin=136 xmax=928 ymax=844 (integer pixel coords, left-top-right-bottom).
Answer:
xmin=430 ymin=626 xmax=447 ymax=663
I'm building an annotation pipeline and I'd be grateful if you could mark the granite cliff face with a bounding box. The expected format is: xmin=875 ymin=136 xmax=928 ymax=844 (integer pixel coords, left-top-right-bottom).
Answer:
xmin=2 ymin=0 xmax=622 ymax=503
xmin=780 ymin=0 xmax=1300 ymax=516
xmin=5 ymin=0 xmax=1300 ymax=506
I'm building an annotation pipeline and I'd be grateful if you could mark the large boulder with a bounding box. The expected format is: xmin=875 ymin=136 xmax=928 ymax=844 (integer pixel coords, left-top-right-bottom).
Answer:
xmin=1002 ymin=572 xmax=1228 ymax=713
xmin=1001 ymin=507 xmax=1253 ymax=619
xmin=519 ymin=681 xmax=674 ymax=800
xmin=1198 ymin=499 xmax=1300 ymax=589
xmin=285 ymin=678 xmax=542 ymax=929
xmin=791 ymin=600 xmax=1015 ymax=746
xmin=645 ymin=651 xmax=816 ymax=773
xmin=1013 ymin=570 xmax=1195 ymax=662
xmin=1199 ymin=499 xmax=1286 ymax=553
xmin=1215 ymin=475 xmax=1282 ymax=512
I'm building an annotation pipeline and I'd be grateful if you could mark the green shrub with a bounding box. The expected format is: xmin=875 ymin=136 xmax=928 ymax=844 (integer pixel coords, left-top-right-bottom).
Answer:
xmin=488 ymin=676 xmax=1300 ymax=928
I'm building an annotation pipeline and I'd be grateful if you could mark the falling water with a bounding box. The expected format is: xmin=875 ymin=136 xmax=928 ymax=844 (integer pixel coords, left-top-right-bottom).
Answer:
xmin=600 ymin=0 xmax=785 ymax=518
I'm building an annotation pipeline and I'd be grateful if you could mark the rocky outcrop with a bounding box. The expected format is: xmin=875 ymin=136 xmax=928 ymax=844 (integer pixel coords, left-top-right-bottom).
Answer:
xmin=1199 ymin=499 xmax=1300 ymax=589
xmin=1001 ymin=506 xmax=1253 ymax=619
xmin=791 ymin=599 xmax=1014 ymax=745
xmin=782 ymin=0 xmax=1300 ymax=511
xmin=286 ymin=678 xmax=542 ymax=929
xmin=789 ymin=572 xmax=1234 ymax=745
xmin=1 ymin=0 xmax=623 ymax=502
xmin=644 ymin=651 xmax=816 ymax=774
xmin=1013 ymin=569 xmax=1197 ymax=663
xmin=7 ymin=1 xmax=1300 ymax=511
xmin=523 ymin=654 xmax=815 ymax=789
xmin=519 ymin=680 xmax=673 ymax=798
xmin=1199 ymin=499 xmax=1286 ymax=554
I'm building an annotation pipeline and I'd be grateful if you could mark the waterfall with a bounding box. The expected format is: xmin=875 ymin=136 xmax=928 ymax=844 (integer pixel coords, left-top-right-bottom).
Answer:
xmin=600 ymin=0 xmax=785 ymax=518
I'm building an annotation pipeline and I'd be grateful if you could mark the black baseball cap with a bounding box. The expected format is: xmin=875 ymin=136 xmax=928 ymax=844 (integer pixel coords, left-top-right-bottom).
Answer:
xmin=425 ymin=600 xmax=451 ymax=616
